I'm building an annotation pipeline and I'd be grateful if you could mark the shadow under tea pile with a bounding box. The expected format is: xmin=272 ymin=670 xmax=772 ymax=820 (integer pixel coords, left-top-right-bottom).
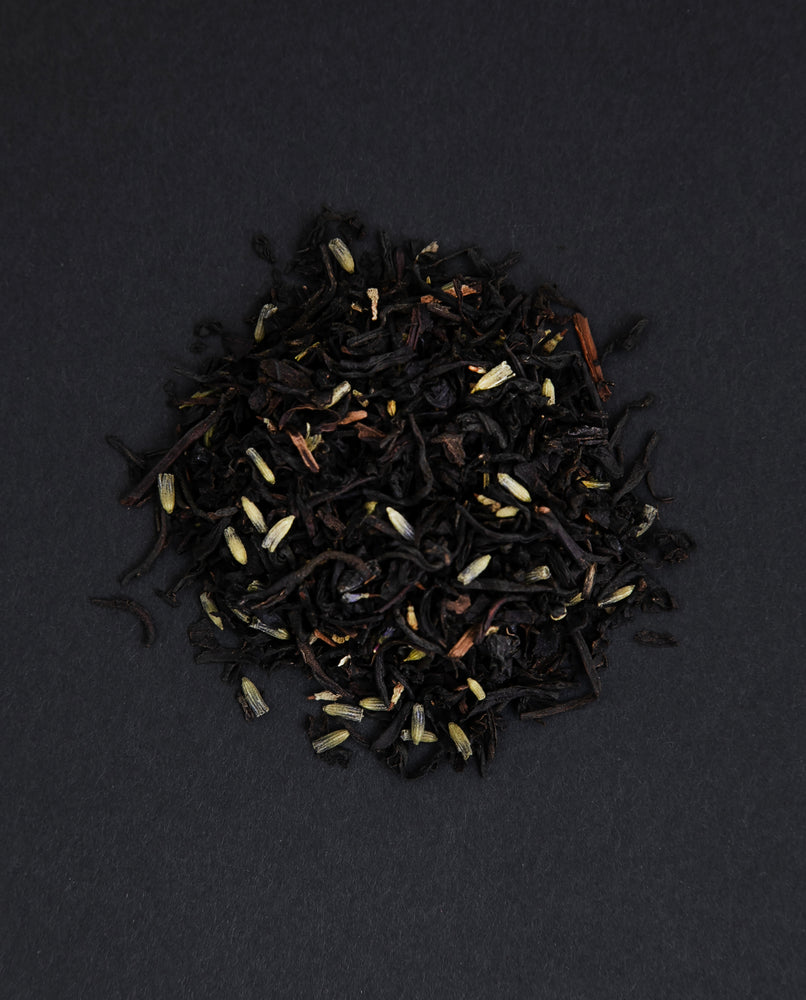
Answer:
xmin=107 ymin=210 xmax=692 ymax=778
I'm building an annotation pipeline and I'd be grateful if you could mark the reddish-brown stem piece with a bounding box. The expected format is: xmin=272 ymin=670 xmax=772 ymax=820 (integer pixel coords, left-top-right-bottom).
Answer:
xmin=573 ymin=312 xmax=611 ymax=402
xmin=286 ymin=429 xmax=320 ymax=472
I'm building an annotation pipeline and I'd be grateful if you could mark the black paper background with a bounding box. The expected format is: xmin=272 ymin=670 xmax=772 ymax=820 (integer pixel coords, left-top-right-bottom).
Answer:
xmin=2 ymin=2 xmax=804 ymax=998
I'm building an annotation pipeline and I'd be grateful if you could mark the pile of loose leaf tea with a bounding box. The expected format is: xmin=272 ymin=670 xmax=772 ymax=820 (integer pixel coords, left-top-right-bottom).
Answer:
xmin=101 ymin=209 xmax=692 ymax=778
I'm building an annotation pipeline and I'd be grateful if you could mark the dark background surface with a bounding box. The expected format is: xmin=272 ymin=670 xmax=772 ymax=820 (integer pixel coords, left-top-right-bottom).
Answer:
xmin=1 ymin=2 xmax=804 ymax=998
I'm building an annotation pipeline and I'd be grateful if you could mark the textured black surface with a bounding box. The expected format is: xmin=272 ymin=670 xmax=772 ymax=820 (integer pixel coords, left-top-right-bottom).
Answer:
xmin=1 ymin=2 xmax=804 ymax=998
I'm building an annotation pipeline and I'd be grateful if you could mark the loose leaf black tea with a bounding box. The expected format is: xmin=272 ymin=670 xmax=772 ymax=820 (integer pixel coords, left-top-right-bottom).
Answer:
xmin=103 ymin=209 xmax=692 ymax=778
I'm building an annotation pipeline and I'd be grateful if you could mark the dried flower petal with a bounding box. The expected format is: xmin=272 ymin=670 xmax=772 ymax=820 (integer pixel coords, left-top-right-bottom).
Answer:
xmin=497 ymin=473 xmax=531 ymax=503
xmin=466 ymin=677 xmax=486 ymax=701
xmin=410 ymin=703 xmax=425 ymax=745
xmin=249 ymin=620 xmax=290 ymax=639
xmin=253 ymin=303 xmax=277 ymax=342
xmin=359 ymin=697 xmax=389 ymax=712
xmin=323 ymin=703 xmax=364 ymax=722
xmin=305 ymin=426 xmax=323 ymax=452
xmin=224 ymin=526 xmax=248 ymax=565
xmin=246 ymin=447 xmax=275 ymax=484
xmin=403 ymin=649 xmax=427 ymax=662
xmin=240 ymin=496 xmax=267 ymax=533
xmin=474 ymin=494 xmax=501 ymax=511
xmin=312 ymin=729 xmax=351 ymax=754
xmin=386 ymin=506 xmax=415 ymax=541
xmin=341 ymin=592 xmax=372 ymax=604
xmin=328 ymin=238 xmax=355 ymax=273
xmin=471 ymin=361 xmax=515 ymax=393
xmin=457 ymin=554 xmax=491 ymax=585
xmin=157 ymin=472 xmax=175 ymax=514
xmin=200 ymin=592 xmax=224 ymax=630
xmin=448 ymin=722 xmax=472 ymax=760
xmin=635 ymin=504 xmax=658 ymax=537
xmin=328 ymin=381 xmax=352 ymax=407
xmin=400 ymin=728 xmax=438 ymax=743
xmin=542 ymin=330 xmax=565 ymax=352
xmin=262 ymin=515 xmax=295 ymax=552
xmin=598 ymin=584 xmax=636 ymax=607
xmin=308 ymin=690 xmax=342 ymax=702
xmin=241 ymin=677 xmax=269 ymax=717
